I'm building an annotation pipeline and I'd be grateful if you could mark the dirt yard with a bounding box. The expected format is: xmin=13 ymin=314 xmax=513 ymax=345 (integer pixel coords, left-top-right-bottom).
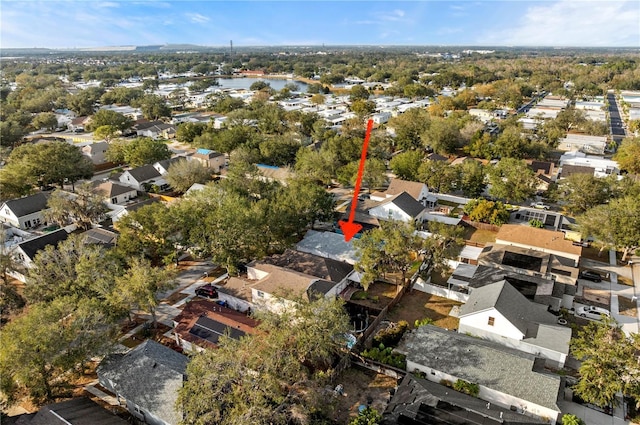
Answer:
xmin=330 ymin=367 xmax=397 ymax=424
xmin=619 ymin=296 xmax=638 ymax=318
xmin=386 ymin=291 xmax=461 ymax=330
xmin=463 ymin=227 xmax=497 ymax=245
xmin=349 ymin=280 xmax=400 ymax=310
xmin=582 ymin=287 xmax=611 ymax=307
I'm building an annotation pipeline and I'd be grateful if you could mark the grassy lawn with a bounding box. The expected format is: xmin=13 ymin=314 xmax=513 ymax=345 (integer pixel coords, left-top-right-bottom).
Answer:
xmin=581 ymin=246 xmax=610 ymax=263
xmin=463 ymin=227 xmax=497 ymax=244
xmin=386 ymin=291 xmax=461 ymax=330
xmin=350 ymin=280 xmax=399 ymax=310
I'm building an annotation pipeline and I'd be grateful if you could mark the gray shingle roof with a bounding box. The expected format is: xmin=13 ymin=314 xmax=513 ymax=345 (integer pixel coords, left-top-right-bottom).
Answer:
xmin=382 ymin=375 xmax=545 ymax=425
xmin=396 ymin=326 xmax=562 ymax=412
xmin=97 ymin=340 xmax=188 ymax=425
xmin=3 ymin=193 xmax=49 ymax=218
xmin=25 ymin=397 xmax=128 ymax=425
xmin=387 ymin=191 xmax=425 ymax=218
xmin=260 ymin=249 xmax=353 ymax=283
xmin=125 ymin=165 xmax=161 ymax=182
xmin=458 ymin=280 xmax=570 ymax=355
xmin=17 ymin=229 xmax=69 ymax=261
xmin=94 ymin=181 xmax=136 ymax=198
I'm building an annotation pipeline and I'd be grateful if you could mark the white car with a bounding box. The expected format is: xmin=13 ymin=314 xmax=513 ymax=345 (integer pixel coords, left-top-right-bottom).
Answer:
xmin=576 ymin=305 xmax=610 ymax=321
xmin=530 ymin=202 xmax=550 ymax=210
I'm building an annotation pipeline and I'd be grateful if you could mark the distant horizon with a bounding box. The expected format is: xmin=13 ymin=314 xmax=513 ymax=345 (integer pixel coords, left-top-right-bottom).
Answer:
xmin=2 ymin=1 xmax=639 ymax=50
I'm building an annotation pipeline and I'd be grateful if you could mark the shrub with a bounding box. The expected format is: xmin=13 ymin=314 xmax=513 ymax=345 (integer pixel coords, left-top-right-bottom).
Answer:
xmin=439 ymin=379 xmax=453 ymax=387
xmin=561 ymin=414 xmax=585 ymax=425
xmin=350 ymin=407 xmax=382 ymax=425
xmin=361 ymin=346 xmax=407 ymax=369
xmin=373 ymin=321 xmax=409 ymax=347
xmin=529 ymin=219 xmax=544 ymax=228
xmin=453 ymin=379 xmax=480 ymax=397
xmin=414 ymin=317 xmax=434 ymax=328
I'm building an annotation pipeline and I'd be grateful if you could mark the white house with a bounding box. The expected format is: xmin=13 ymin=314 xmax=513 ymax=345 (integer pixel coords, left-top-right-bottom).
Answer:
xmin=397 ymin=325 xmax=562 ymax=424
xmin=0 ymin=193 xmax=50 ymax=230
xmin=557 ymin=134 xmax=608 ymax=155
xmin=9 ymin=229 xmax=70 ymax=282
xmin=457 ymin=280 xmax=571 ymax=369
xmin=370 ymin=179 xmax=436 ymax=208
xmin=558 ymin=151 xmax=620 ymax=179
xmin=118 ymin=165 xmax=168 ymax=192
xmin=368 ymin=192 xmax=427 ymax=223
xmin=94 ymin=181 xmax=138 ymax=205
xmin=81 ymin=141 xmax=110 ymax=165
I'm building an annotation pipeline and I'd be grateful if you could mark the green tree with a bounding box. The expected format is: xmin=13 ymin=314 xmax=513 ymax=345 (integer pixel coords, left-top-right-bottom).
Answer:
xmin=113 ymin=258 xmax=176 ymax=328
xmin=106 ymin=137 xmax=171 ymax=167
xmin=115 ymin=202 xmax=179 ymax=264
xmin=350 ymin=99 xmax=376 ymax=118
xmin=614 ymin=137 xmax=640 ymax=178
xmin=294 ymin=148 xmax=338 ymax=185
xmin=0 ymin=120 xmax=27 ymax=147
xmin=66 ymin=87 xmax=104 ymax=116
xmin=31 ymin=112 xmax=58 ymax=131
xmin=350 ymin=84 xmax=370 ymax=102
xmin=577 ymin=195 xmax=640 ymax=261
xmin=178 ymin=296 xmax=350 ymax=425
xmin=0 ymin=165 xmax=35 ymax=201
xmin=559 ymin=173 xmax=613 ymax=215
xmin=422 ymin=117 xmax=461 ymax=155
xmin=417 ymin=160 xmax=458 ymax=193
xmin=89 ymin=109 xmax=133 ymax=132
xmin=0 ymin=297 xmax=119 ymax=406
xmin=135 ymin=94 xmax=171 ymax=120
xmin=388 ymin=108 xmax=431 ymax=151
xmin=488 ymin=158 xmax=537 ymax=203
xmin=44 ymin=182 xmax=107 ymax=230
xmin=165 ymin=158 xmax=212 ymax=193
xmin=250 ymin=80 xmax=271 ymax=91
xmin=24 ymin=234 xmax=122 ymax=304
xmin=176 ymin=122 xmax=207 ymax=144
xmin=571 ymin=318 xmax=640 ymax=408
xmin=463 ymin=198 xmax=510 ymax=226
xmin=492 ymin=126 xmax=529 ymax=159
xmin=92 ymin=125 xmax=119 ymax=142
xmin=455 ymin=160 xmax=485 ymax=197
xmin=337 ymin=158 xmax=387 ymax=191
xmin=5 ymin=141 xmax=93 ymax=189
xmin=390 ymin=150 xmax=423 ymax=181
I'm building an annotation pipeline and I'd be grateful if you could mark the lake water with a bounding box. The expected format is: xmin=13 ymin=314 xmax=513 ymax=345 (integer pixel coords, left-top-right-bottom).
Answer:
xmin=216 ymin=77 xmax=308 ymax=92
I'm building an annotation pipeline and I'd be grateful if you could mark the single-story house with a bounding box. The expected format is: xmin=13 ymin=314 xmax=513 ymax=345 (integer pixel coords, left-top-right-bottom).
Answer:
xmin=296 ymin=230 xmax=359 ymax=265
xmin=495 ymin=224 xmax=582 ymax=267
xmin=97 ymin=340 xmax=188 ymax=425
xmin=153 ymin=157 xmax=188 ymax=175
xmin=134 ymin=121 xmax=176 ymax=139
xmin=94 ymin=181 xmax=138 ymax=205
xmin=0 ymin=193 xmax=50 ymax=230
xmin=458 ymin=280 xmax=571 ymax=369
xmin=396 ymin=325 xmax=562 ymax=424
xmin=172 ymin=298 xmax=259 ymax=352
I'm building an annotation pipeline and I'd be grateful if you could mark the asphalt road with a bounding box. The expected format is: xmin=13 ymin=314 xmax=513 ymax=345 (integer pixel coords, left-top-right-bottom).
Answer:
xmin=606 ymin=92 xmax=627 ymax=144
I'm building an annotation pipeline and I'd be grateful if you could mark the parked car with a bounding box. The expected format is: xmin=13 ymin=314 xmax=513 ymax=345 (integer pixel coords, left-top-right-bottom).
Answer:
xmin=579 ymin=270 xmax=602 ymax=282
xmin=530 ymin=202 xmax=550 ymax=210
xmin=195 ymin=284 xmax=218 ymax=299
xmin=576 ymin=305 xmax=610 ymax=321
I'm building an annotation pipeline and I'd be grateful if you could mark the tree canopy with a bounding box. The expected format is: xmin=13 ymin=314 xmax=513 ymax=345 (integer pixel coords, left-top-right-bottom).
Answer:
xmin=106 ymin=137 xmax=171 ymax=167
xmin=178 ymin=296 xmax=350 ymax=425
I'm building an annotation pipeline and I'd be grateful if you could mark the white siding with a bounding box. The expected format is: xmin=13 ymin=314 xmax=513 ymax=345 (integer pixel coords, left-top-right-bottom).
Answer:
xmin=459 ymin=309 xmax=524 ymax=340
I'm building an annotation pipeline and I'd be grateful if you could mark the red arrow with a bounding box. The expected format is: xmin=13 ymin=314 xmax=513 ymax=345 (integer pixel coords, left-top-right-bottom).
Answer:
xmin=339 ymin=119 xmax=374 ymax=242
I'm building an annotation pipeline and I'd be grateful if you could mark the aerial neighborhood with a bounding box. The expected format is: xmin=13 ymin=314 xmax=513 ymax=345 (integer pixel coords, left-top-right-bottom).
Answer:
xmin=1 ymin=43 xmax=640 ymax=425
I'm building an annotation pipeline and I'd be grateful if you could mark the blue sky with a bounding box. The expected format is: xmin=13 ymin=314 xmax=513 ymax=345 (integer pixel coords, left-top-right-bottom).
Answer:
xmin=1 ymin=1 xmax=639 ymax=48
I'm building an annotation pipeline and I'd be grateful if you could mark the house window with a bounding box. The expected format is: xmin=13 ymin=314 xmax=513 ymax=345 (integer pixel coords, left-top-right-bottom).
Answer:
xmin=24 ymin=220 xmax=31 ymax=228
xmin=257 ymin=291 xmax=264 ymax=298
xmin=111 ymin=197 xmax=118 ymax=204
xmin=4 ymin=208 xmax=9 ymax=215
xmin=488 ymin=317 xmax=495 ymax=326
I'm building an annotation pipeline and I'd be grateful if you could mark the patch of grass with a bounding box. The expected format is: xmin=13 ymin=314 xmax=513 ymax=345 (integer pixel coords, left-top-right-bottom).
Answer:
xmin=463 ymin=227 xmax=497 ymax=244
xmin=387 ymin=292 xmax=461 ymax=330
xmin=351 ymin=291 xmax=368 ymax=300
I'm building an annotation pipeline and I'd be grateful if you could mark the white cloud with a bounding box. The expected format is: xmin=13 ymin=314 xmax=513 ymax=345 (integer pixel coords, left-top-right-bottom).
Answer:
xmin=96 ymin=2 xmax=120 ymax=8
xmin=375 ymin=9 xmax=407 ymax=22
xmin=185 ymin=13 xmax=210 ymax=24
xmin=479 ymin=0 xmax=640 ymax=46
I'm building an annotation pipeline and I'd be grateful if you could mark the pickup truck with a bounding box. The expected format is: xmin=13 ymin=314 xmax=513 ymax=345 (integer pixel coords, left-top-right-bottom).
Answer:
xmin=530 ymin=202 xmax=550 ymax=210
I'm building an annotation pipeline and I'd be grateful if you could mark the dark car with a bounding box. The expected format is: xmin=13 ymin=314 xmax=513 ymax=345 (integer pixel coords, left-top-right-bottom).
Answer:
xmin=195 ymin=284 xmax=218 ymax=299
xmin=580 ymin=270 xmax=602 ymax=282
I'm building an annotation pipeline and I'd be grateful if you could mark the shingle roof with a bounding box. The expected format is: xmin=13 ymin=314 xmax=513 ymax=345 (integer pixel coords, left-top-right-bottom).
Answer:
xmin=25 ymin=397 xmax=128 ymax=425
xmin=396 ymin=326 xmax=562 ymax=412
xmin=94 ymin=181 xmax=136 ymax=198
xmin=560 ymin=164 xmax=595 ymax=178
xmin=259 ymin=249 xmax=353 ymax=283
xmin=155 ymin=156 xmax=186 ymax=172
xmin=3 ymin=193 xmax=49 ymax=218
xmin=250 ymin=263 xmax=317 ymax=300
xmin=495 ymin=224 xmax=582 ymax=256
xmin=385 ymin=179 xmax=427 ymax=200
xmin=97 ymin=340 xmax=187 ymax=425
xmin=17 ymin=229 xmax=69 ymax=261
xmin=458 ymin=280 xmax=570 ymax=354
xmin=125 ymin=165 xmax=162 ymax=182
xmin=382 ymin=375 xmax=545 ymax=425
xmin=388 ymin=192 xmax=425 ymax=218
